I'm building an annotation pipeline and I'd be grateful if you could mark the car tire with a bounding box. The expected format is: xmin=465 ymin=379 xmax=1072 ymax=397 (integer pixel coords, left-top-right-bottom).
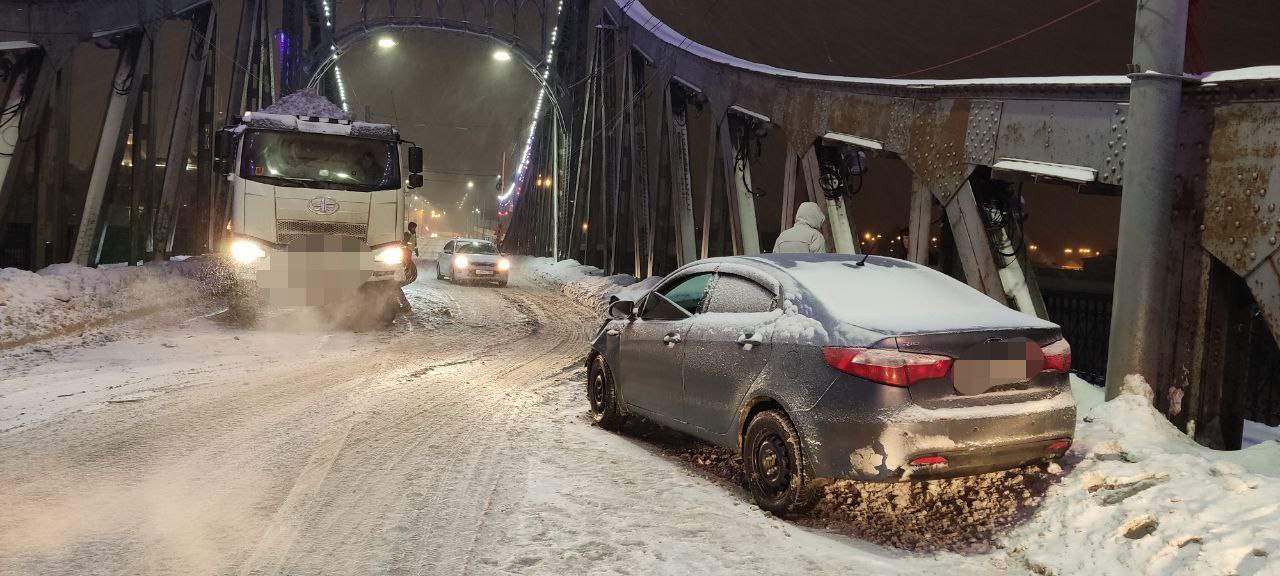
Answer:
xmin=742 ymin=409 xmax=825 ymax=516
xmin=435 ymin=264 xmax=444 ymax=280
xmin=587 ymin=354 xmax=626 ymax=431
xmin=496 ymin=280 xmax=508 ymax=288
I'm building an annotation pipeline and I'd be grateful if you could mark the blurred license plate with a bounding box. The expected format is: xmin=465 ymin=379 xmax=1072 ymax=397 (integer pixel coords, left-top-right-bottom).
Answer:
xmin=952 ymin=339 xmax=1042 ymax=395
xmin=474 ymin=270 xmax=494 ymax=276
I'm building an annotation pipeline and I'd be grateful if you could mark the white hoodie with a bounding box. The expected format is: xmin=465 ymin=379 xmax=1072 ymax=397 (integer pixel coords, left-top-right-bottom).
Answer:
xmin=772 ymin=202 xmax=828 ymax=253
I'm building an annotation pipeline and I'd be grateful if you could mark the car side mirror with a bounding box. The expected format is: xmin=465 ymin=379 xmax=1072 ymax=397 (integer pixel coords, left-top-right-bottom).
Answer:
xmin=408 ymin=146 xmax=424 ymax=174
xmin=608 ymin=299 xmax=634 ymax=321
xmin=407 ymin=173 xmax=424 ymax=189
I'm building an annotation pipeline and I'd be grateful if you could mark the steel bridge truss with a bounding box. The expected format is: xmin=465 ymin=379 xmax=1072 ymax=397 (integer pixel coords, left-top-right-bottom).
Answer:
xmin=496 ymin=0 xmax=1280 ymax=445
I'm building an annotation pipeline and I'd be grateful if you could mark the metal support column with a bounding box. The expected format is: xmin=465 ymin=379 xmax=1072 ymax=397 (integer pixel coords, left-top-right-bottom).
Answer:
xmin=993 ymin=226 xmax=1048 ymax=318
xmin=906 ymin=178 xmax=931 ymax=264
xmin=665 ymin=87 xmax=697 ymax=266
xmin=780 ymin=145 xmax=798 ymax=232
xmin=0 ymin=51 xmax=43 ymax=237
xmin=698 ymin=114 xmax=717 ymax=259
xmin=628 ymin=55 xmax=652 ymax=276
xmin=1105 ymin=0 xmax=1190 ymax=398
xmin=943 ymin=179 xmax=1006 ymax=303
xmin=722 ymin=116 xmax=760 ymax=255
xmin=153 ymin=7 xmax=215 ymax=260
xmin=799 ymin=145 xmax=852 ymax=253
xmin=73 ymin=34 xmax=144 ymax=265
xmin=34 ymin=55 xmax=72 ymax=269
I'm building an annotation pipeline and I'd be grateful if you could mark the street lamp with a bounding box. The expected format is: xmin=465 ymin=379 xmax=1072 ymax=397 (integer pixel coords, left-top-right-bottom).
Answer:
xmin=492 ymin=49 xmax=511 ymax=62
xmin=377 ymin=37 xmax=397 ymax=49
xmin=467 ymin=180 xmax=475 ymax=189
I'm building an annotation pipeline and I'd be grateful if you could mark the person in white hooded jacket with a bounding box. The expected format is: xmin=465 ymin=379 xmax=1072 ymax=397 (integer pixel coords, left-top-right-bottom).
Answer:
xmin=772 ymin=201 xmax=829 ymax=253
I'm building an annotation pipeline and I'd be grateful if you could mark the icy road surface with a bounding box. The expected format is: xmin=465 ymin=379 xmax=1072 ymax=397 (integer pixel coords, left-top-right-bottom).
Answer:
xmin=0 ymin=270 xmax=980 ymax=576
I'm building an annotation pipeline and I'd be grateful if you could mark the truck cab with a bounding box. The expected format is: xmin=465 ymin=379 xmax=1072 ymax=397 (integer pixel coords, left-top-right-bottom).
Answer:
xmin=213 ymin=112 xmax=424 ymax=316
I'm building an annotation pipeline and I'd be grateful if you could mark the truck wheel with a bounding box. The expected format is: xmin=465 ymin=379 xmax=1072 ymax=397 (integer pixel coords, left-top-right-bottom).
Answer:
xmin=742 ymin=410 xmax=825 ymax=516
xmin=587 ymin=354 xmax=626 ymax=431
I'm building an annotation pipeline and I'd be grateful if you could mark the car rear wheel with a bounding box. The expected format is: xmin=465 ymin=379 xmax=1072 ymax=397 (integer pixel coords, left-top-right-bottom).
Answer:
xmin=435 ymin=264 xmax=445 ymax=280
xmin=743 ymin=410 xmax=825 ymax=516
xmin=587 ymin=354 xmax=626 ymax=431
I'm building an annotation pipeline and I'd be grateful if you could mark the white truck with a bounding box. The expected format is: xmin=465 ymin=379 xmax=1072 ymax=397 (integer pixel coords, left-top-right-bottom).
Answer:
xmin=213 ymin=111 xmax=424 ymax=324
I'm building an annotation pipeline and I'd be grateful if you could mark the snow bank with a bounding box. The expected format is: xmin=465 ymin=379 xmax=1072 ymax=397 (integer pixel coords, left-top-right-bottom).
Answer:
xmin=0 ymin=260 xmax=219 ymax=347
xmin=510 ymin=257 xmax=661 ymax=312
xmin=259 ymin=89 xmax=350 ymax=120
xmin=1000 ymin=375 xmax=1280 ymax=576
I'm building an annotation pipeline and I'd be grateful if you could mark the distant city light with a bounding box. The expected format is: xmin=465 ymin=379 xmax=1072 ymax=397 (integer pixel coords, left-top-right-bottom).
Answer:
xmin=492 ymin=49 xmax=512 ymax=61
xmin=377 ymin=37 xmax=397 ymax=48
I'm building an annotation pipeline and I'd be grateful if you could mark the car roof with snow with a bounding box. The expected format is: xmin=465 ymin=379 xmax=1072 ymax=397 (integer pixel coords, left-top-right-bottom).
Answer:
xmin=684 ymin=253 xmax=1058 ymax=335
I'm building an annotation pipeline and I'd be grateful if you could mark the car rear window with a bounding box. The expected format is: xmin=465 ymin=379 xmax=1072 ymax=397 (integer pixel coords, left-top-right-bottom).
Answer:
xmin=784 ymin=258 xmax=1055 ymax=334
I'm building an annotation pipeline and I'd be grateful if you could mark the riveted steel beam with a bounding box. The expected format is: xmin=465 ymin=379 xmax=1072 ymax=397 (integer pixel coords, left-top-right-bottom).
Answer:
xmin=153 ymin=5 xmax=214 ymax=260
xmin=665 ymin=84 xmax=697 ymax=266
xmin=74 ymin=33 xmax=146 ymax=267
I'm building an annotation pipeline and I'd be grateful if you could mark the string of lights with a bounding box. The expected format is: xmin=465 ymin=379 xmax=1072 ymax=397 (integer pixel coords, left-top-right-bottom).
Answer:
xmin=498 ymin=0 xmax=565 ymax=211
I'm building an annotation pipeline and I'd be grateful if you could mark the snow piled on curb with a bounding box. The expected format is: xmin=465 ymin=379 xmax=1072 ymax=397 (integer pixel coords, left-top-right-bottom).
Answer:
xmin=510 ymin=257 xmax=660 ymax=312
xmin=1001 ymin=375 xmax=1280 ymax=575
xmin=0 ymin=260 xmax=218 ymax=346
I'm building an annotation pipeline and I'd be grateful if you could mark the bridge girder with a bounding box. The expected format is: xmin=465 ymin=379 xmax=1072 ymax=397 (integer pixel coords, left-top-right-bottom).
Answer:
xmin=491 ymin=0 xmax=1280 ymax=446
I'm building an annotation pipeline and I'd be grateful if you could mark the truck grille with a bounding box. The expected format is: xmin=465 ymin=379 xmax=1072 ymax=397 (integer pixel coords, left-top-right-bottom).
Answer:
xmin=277 ymin=220 xmax=367 ymax=246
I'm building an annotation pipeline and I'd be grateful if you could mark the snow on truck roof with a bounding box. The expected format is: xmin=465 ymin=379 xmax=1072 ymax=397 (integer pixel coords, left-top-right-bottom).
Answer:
xmin=721 ymin=254 xmax=1057 ymax=335
xmin=237 ymin=89 xmax=399 ymax=140
xmin=238 ymin=112 xmax=399 ymax=141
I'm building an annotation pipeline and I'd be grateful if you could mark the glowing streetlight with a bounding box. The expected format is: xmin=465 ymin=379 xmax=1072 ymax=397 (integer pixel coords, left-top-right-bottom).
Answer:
xmin=492 ymin=49 xmax=511 ymax=62
xmin=467 ymin=180 xmax=475 ymax=189
xmin=377 ymin=37 xmax=397 ymax=49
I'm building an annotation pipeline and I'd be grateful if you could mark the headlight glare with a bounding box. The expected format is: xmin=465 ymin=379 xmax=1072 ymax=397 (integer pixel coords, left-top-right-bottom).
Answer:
xmin=230 ymin=239 xmax=267 ymax=264
xmin=454 ymin=255 xmax=469 ymax=268
xmin=374 ymin=246 xmax=405 ymax=264
xmin=497 ymin=258 xmax=511 ymax=271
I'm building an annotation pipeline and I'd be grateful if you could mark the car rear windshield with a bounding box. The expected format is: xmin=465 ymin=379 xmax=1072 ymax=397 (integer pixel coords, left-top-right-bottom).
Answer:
xmin=781 ymin=257 xmax=1055 ymax=334
xmin=456 ymin=241 xmax=499 ymax=255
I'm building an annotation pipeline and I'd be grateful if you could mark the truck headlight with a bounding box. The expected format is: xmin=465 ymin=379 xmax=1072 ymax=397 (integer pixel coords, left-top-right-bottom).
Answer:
xmin=374 ymin=246 xmax=405 ymax=264
xmin=453 ymin=255 xmax=469 ymax=269
xmin=497 ymin=258 xmax=510 ymax=271
xmin=230 ymin=239 xmax=267 ymax=263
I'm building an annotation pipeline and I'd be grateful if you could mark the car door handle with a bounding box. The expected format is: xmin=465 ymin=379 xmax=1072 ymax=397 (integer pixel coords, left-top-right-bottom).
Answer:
xmin=736 ymin=333 xmax=764 ymax=350
xmin=662 ymin=333 xmax=682 ymax=347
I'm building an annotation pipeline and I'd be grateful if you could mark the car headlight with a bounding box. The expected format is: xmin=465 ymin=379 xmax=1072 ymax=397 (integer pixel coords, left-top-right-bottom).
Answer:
xmin=230 ymin=239 xmax=267 ymax=264
xmin=374 ymin=246 xmax=405 ymax=264
xmin=453 ymin=255 xmax=469 ymax=268
xmin=497 ymin=258 xmax=511 ymax=271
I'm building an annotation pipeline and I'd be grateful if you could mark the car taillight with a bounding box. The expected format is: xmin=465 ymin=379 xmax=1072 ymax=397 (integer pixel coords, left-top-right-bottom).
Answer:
xmin=1042 ymin=339 xmax=1071 ymax=373
xmin=821 ymin=347 xmax=952 ymax=387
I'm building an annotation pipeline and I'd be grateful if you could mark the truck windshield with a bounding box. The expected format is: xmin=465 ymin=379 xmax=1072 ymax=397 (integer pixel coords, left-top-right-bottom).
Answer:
xmin=240 ymin=130 xmax=400 ymax=191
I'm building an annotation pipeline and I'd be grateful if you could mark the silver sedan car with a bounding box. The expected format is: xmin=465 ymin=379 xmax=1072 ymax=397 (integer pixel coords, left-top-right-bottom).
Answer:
xmin=435 ymin=238 xmax=510 ymax=286
xmin=586 ymin=254 xmax=1075 ymax=516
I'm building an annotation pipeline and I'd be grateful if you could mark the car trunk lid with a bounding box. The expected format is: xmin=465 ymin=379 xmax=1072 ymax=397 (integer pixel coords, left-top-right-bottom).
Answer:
xmin=894 ymin=327 xmax=1065 ymax=408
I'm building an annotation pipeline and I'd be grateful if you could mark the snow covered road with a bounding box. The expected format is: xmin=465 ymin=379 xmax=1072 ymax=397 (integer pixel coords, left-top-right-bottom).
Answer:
xmin=0 ymin=268 xmax=977 ymax=576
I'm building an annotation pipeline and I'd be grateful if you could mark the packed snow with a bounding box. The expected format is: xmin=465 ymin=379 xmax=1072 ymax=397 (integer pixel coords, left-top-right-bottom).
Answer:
xmin=510 ymin=257 xmax=660 ymax=312
xmin=0 ymin=259 xmax=219 ymax=348
xmin=3 ymin=251 xmax=1280 ymax=574
xmin=260 ymin=89 xmax=351 ymax=120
